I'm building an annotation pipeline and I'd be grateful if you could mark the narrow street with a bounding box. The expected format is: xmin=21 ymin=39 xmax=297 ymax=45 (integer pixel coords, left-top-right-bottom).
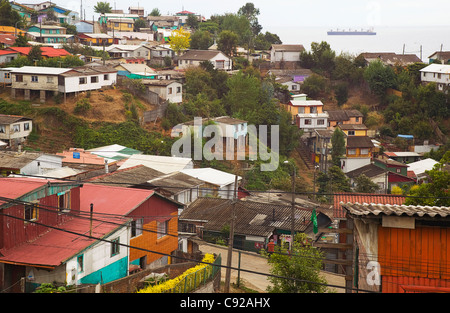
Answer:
xmin=198 ymin=242 xmax=347 ymax=293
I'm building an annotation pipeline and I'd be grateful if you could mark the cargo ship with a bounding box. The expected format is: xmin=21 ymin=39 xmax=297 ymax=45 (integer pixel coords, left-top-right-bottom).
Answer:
xmin=327 ymin=28 xmax=376 ymax=35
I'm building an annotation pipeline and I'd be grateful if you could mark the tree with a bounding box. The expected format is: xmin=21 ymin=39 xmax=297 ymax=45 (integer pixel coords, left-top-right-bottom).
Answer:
xmin=94 ymin=2 xmax=112 ymax=14
xmin=12 ymin=34 xmax=29 ymax=47
xmin=405 ymin=151 xmax=450 ymax=207
xmin=264 ymin=233 xmax=327 ymax=293
xmin=301 ymin=74 xmax=326 ymax=98
xmin=190 ymin=30 xmax=213 ymax=50
xmin=148 ymin=8 xmax=161 ymax=16
xmin=168 ymin=27 xmax=190 ymax=56
xmin=217 ymin=30 xmax=238 ymax=56
xmin=238 ymin=2 xmax=261 ymax=36
xmin=334 ymin=82 xmax=348 ymax=107
xmin=331 ymin=127 xmax=346 ymax=166
xmin=186 ymin=14 xmax=199 ymax=30
xmin=363 ymin=60 xmax=396 ymax=99
xmin=0 ymin=0 xmax=23 ymax=27
xmin=134 ymin=19 xmax=147 ymax=32
xmin=354 ymin=174 xmax=380 ymax=193
xmin=27 ymin=45 xmax=42 ymax=63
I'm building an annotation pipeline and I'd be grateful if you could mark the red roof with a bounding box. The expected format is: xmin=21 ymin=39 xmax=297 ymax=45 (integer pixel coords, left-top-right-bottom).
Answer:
xmin=6 ymin=46 xmax=71 ymax=58
xmin=0 ymin=50 xmax=18 ymax=56
xmin=79 ymin=183 xmax=155 ymax=216
xmin=0 ymin=178 xmax=48 ymax=206
xmin=0 ymin=183 xmax=155 ymax=268
xmin=0 ymin=34 xmax=16 ymax=45
xmin=333 ymin=193 xmax=406 ymax=219
xmin=177 ymin=10 xmax=195 ymax=15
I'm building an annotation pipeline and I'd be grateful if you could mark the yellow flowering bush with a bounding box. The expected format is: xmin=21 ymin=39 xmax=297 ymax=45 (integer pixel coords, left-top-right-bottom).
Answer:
xmin=137 ymin=254 xmax=216 ymax=293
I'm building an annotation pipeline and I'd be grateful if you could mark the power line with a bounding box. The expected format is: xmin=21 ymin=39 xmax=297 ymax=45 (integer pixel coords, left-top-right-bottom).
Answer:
xmin=0 ymin=210 xmax=377 ymax=293
xmin=4 ymin=174 xmax=449 ymax=200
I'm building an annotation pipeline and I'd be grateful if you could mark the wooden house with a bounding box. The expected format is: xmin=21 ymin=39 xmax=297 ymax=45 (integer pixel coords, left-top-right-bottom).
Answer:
xmin=342 ymin=202 xmax=450 ymax=293
xmin=177 ymin=50 xmax=232 ymax=71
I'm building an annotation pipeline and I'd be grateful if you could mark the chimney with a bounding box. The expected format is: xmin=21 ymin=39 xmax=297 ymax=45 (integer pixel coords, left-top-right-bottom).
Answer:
xmin=105 ymin=159 xmax=109 ymax=173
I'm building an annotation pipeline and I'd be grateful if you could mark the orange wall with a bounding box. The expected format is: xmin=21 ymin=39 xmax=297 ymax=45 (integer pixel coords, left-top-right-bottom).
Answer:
xmin=378 ymin=225 xmax=450 ymax=283
xmin=130 ymin=212 xmax=178 ymax=265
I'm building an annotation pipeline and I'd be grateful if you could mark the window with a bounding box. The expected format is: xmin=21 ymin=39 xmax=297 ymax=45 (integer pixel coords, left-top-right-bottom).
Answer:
xmin=114 ymin=23 xmax=119 ymax=27
xmin=310 ymin=107 xmax=317 ymax=113
xmin=12 ymin=124 xmax=20 ymax=132
xmin=304 ymin=119 xmax=311 ymax=125
xmin=31 ymin=75 xmax=38 ymax=82
xmin=361 ymin=148 xmax=369 ymax=155
xmin=396 ymin=168 xmax=401 ymax=173
xmin=79 ymin=77 xmax=87 ymax=84
xmin=4 ymin=73 xmax=10 ymax=79
xmin=348 ymin=149 xmax=356 ymax=155
xmin=111 ymin=237 xmax=120 ymax=256
xmin=131 ymin=218 xmax=143 ymax=238
xmin=176 ymin=86 xmax=181 ymax=93
xmin=128 ymin=24 xmax=132 ymax=28
xmin=355 ymin=117 xmax=360 ymax=122
xmin=24 ymin=203 xmax=38 ymax=222
xmin=317 ymin=119 xmax=325 ymax=125
xmin=348 ymin=130 xmax=355 ymax=136
xmin=104 ymin=74 xmax=109 ymax=80
xmin=58 ymin=191 xmax=71 ymax=213
xmin=15 ymin=75 xmax=23 ymax=82
xmin=168 ymin=87 xmax=172 ymax=94
xmin=77 ymin=255 xmax=84 ymax=272
xmin=157 ymin=220 xmax=169 ymax=239
xmin=91 ymin=76 xmax=98 ymax=83
xmin=0 ymin=125 xmax=4 ymax=133
xmin=298 ymin=107 xmax=305 ymax=114
xmin=24 ymin=123 xmax=30 ymax=131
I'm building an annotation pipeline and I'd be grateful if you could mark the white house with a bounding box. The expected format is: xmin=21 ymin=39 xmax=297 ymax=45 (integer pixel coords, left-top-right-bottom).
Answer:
xmin=289 ymin=94 xmax=328 ymax=132
xmin=100 ymin=44 xmax=152 ymax=59
xmin=270 ymin=44 xmax=305 ymax=63
xmin=0 ymin=151 xmax=63 ymax=175
xmin=10 ymin=66 xmax=117 ymax=102
xmin=0 ymin=67 xmax=15 ymax=85
xmin=58 ymin=66 xmax=118 ymax=94
xmin=141 ymin=79 xmax=183 ymax=103
xmin=177 ymin=50 xmax=232 ymax=71
xmin=0 ymin=114 xmax=32 ymax=149
xmin=0 ymin=51 xmax=18 ymax=65
xmin=420 ymin=63 xmax=450 ymax=91
xmin=407 ymin=158 xmax=439 ymax=183
xmin=180 ymin=167 xmax=241 ymax=200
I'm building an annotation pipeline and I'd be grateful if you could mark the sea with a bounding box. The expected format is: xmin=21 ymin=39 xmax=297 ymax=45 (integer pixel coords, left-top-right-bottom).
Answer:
xmin=267 ymin=25 xmax=450 ymax=62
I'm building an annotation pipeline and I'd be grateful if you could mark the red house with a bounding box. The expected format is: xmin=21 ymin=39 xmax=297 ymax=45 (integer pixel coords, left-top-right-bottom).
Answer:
xmin=0 ymin=177 xmax=82 ymax=292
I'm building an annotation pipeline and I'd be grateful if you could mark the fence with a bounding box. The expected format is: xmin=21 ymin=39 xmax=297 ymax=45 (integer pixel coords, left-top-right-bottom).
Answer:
xmin=164 ymin=254 xmax=222 ymax=293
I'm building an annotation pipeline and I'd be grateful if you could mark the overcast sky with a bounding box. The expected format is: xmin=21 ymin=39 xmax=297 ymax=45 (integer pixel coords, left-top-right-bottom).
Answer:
xmin=30 ymin=0 xmax=450 ymax=28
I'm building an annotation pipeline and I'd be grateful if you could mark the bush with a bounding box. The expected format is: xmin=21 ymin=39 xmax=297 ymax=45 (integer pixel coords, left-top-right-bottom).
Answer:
xmin=74 ymin=98 xmax=91 ymax=114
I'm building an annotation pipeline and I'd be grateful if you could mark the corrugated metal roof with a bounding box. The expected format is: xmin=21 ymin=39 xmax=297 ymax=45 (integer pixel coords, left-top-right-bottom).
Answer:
xmin=180 ymin=168 xmax=241 ymax=188
xmin=341 ymin=202 xmax=450 ymax=218
xmin=119 ymin=154 xmax=193 ymax=174
xmin=333 ymin=193 xmax=406 ymax=218
xmin=9 ymin=66 xmax=71 ymax=75
xmin=88 ymin=165 xmax=164 ymax=187
xmin=180 ymin=198 xmax=313 ymax=238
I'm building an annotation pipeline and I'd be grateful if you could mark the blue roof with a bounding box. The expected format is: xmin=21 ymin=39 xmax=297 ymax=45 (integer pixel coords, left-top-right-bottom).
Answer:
xmin=397 ymin=134 xmax=414 ymax=139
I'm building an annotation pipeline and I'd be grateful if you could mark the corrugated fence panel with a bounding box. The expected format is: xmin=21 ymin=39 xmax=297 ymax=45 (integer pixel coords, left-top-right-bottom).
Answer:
xmin=379 ymin=226 xmax=450 ymax=290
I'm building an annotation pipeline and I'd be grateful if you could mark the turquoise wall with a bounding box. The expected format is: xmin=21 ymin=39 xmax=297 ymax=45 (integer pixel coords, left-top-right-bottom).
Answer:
xmin=79 ymin=256 xmax=128 ymax=285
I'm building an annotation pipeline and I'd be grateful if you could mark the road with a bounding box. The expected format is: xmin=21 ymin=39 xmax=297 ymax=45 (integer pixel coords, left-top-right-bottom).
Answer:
xmin=198 ymin=242 xmax=347 ymax=293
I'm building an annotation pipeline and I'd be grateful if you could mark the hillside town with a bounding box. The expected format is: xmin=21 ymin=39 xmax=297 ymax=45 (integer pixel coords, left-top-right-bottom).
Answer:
xmin=0 ymin=0 xmax=449 ymax=296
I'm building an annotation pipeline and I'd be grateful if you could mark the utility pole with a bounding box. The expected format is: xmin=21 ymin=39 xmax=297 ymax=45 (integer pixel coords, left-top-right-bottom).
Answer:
xmin=290 ymin=164 xmax=296 ymax=249
xmin=224 ymin=175 xmax=238 ymax=293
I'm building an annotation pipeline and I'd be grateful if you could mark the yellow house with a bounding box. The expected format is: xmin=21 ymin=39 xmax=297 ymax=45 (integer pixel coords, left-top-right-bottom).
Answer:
xmin=0 ymin=26 xmax=26 ymax=36
xmin=282 ymin=93 xmax=324 ymax=121
xmin=77 ymin=33 xmax=114 ymax=46
xmin=108 ymin=19 xmax=135 ymax=32
xmin=338 ymin=124 xmax=368 ymax=137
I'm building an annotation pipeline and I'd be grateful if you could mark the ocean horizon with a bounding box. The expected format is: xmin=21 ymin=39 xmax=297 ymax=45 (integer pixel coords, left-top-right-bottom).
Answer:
xmin=266 ymin=25 xmax=450 ymax=62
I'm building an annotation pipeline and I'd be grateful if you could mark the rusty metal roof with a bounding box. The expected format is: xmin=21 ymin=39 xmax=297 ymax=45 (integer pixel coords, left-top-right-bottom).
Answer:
xmin=341 ymin=202 xmax=450 ymax=218
xmin=180 ymin=197 xmax=314 ymax=238
xmin=333 ymin=193 xmax=406 ymax=218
